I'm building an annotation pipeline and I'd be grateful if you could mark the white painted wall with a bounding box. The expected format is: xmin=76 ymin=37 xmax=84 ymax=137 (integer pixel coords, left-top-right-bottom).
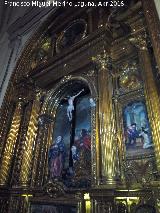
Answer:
xmin=154 ymin=0 xmax=160 ymax=19
xmin=0 ymin=31 xmax=32 ymax=107
xmin=0 ymin=6 xmax=54 ymax=107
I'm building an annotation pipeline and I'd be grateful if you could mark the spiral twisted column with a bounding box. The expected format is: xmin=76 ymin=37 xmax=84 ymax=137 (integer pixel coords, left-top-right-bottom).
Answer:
xmin=0 ymin=100 xmax=23 ymax=185
xmin=31 ymin=114 xmax=54 ymax=187
xmin=11 ymin=100 xmax=33 ymax=186
xmin=19 ymin=90 xmax=43 ymax=186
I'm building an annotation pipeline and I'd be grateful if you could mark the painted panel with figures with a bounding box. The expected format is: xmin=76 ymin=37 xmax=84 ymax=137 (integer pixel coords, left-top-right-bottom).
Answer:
xmin=48 ymin=92 xmax=92 ymax=187
xmin=123 ymin=101 xmax=154 ymax=157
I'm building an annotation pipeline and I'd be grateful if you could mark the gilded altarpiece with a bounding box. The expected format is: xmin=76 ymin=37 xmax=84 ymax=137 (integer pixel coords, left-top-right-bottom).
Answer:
xmin=0 ymin=2 xmax=160 ymax=213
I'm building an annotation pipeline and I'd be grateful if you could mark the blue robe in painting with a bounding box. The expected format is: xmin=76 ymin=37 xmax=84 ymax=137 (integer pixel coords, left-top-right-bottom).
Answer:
xmin=48 ymin=141 xmax=65 ymax=178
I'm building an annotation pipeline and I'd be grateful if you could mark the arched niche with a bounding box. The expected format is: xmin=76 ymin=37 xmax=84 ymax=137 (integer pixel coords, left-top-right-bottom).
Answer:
xmin=39 ymin=75 xmax=98 ymax=188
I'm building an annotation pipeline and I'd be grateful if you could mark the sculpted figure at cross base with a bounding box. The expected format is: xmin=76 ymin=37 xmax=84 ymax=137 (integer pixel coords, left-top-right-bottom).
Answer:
xmin=67 ymin=89 xmax=84 ymax=121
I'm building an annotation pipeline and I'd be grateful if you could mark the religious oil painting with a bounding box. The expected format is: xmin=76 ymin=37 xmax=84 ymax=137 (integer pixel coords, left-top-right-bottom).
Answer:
xmin=30 ymin=204 xmax=77 ymax=213
xmin=123 ymin=101 xmax=154 ymax=158
xmin=48 ymin=87 xmax=92 ymax=187
xmin=72 ymin=96 xmax=91 ymax=178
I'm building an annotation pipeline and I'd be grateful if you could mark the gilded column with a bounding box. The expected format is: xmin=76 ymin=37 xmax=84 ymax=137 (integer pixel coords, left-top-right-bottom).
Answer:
xmin=112 ymin=75 xmax=124 ymax=182
xmin=43 ymin=120 xmax=54 ymax=183
xmin=7 ymin=194 xmax=31 ymax=213
xmin=31 ymin=115 xmax=54 ymax=187
xmin=92 ymin=51 xmax=117 ymax=185
xmin=0 ymin=100 xmax=23 ymax=185
xmin=11 ymin=100 xmax=33 ymax=186
xmin=30 ymin=120 xmax=46 ymax=187
xmin=19 ymin=92 xmax=42 ymax=186
xmin=156 ymin=198 xmax=160 ymax=213
xmin=142 ymin=0 xmax=160 ymax=74
xmin=94 ymin=200 xmax=113 ymax=213
xmin=130 ymin=33 xmax=160 ymax=171
xmin=92 ymin=101 xmax=101 ymax=185
xmin=0 ymin=97 xmax=16 ymax=159
xmin=76 ymin=193 xmax=86 ymax=213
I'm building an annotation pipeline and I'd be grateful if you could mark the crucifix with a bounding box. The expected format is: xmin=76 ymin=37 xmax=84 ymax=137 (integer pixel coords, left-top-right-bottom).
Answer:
xmin=67 ymin=89 xmax=84 ymax=121
xmin=66 ymin=89 xmax=84 ymax=172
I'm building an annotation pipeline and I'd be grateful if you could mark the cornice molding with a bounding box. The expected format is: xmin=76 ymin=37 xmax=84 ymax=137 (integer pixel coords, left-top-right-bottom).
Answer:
xmin=7 ymin=7 xmax=55 ymax=40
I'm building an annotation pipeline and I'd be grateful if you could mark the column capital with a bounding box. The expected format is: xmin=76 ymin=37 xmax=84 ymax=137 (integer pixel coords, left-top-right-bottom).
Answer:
xmin=92 ymin=50 xmax=111 ymax=70
xmin=13 ymin=76 xmax=46 ymax=104
xmin=13 ymin=79 xmax=35 ymax=104
xmin=129 ymin=33 xmax=148 ymax=50
xmin=35 ymin=87 xmax=46 ymax=101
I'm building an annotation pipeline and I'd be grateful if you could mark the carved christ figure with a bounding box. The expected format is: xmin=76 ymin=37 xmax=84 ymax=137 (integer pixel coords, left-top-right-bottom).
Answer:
xmin=67 ymin=89 xmax=84 ymax=121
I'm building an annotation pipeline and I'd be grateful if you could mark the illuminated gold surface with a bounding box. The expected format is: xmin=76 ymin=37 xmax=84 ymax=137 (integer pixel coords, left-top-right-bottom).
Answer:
xmin=140 ymin=50 xmax=160 ymax=170
xmin=95 ymin=106 xmax=101 ymax=184
xmin=131 ymin=34 xmax=160 ymax=172
xmin=0 ymin=102 xmax=22 ymax=185
xmin=0 ymin=5 xmax=159 ymax=212
xmin=119 ymin=63 xmax=141 ymax=90
xmin=142 ymin=0 xmax=160 ymax=75
xmin=93 ymin=52 xmax=117 ymax=183
xmin=115 ymin=196 xmax=139 ymax=212
xmin=19 ymin=100 xmax=40 ymax=185
xmin=84 ymin=193 xmax=91 ymax=213
xmin=35 ymin=119 xmax=54 ymax=186
xmin=31 ymin=123 xmax=44 ymax=186
xmin=113 ymin=96 xmax=124 ymax=182
xmin=156 ymin=198 xmax=160 ymax=213
xmin=21 ymin=194 xmax=33 ymax=197
xmin=86 ymin=200 xmax=91 ymax=213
